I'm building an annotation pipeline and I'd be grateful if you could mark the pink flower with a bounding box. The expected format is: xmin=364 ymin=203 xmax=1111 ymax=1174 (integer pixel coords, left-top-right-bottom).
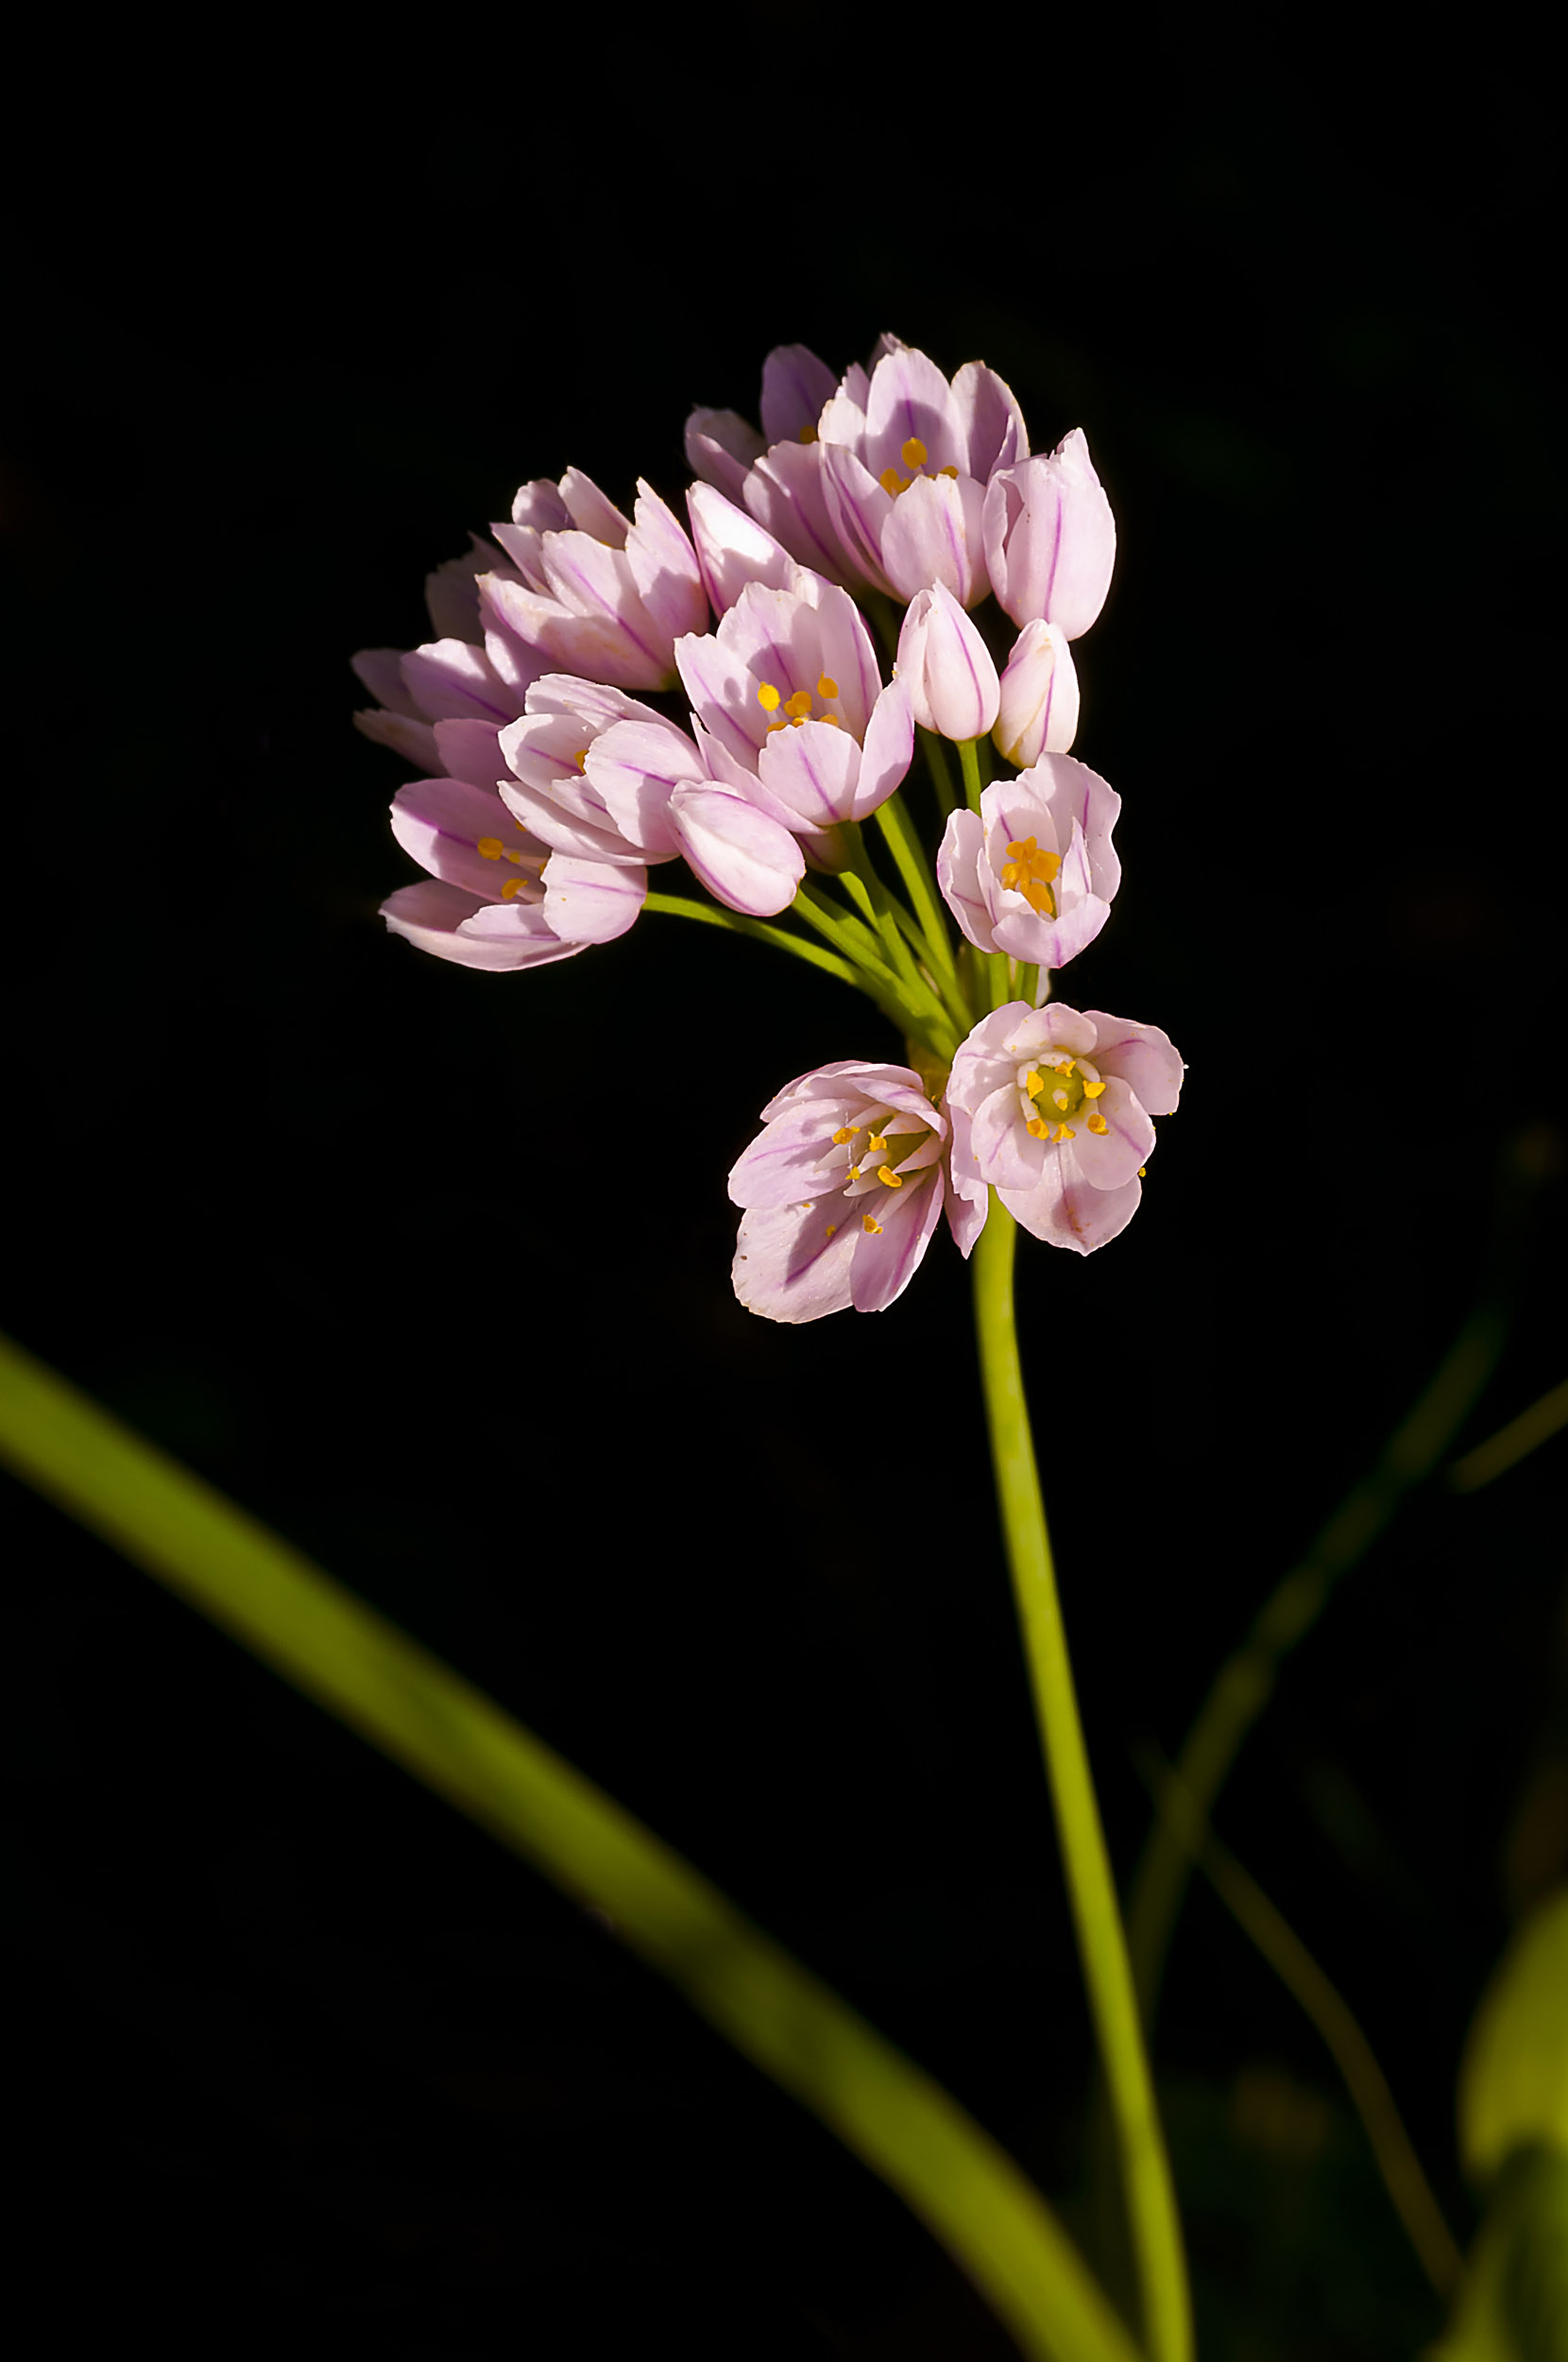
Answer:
xmin=674 ymin=571 xmax=912 ymax=851
xmin=729 ymin=1061 xmax=950 ymax=1322
xmin=382 ymin=772 xmax=645 ymax=971
xmin=936 ymin=756 xmax=1121 ymax=974
xmin=993 ymin=620 xmax=1080 ymax=766
xmin=945 ymin=1003 xmax=1184 ymax=1254
xmin=816 ymin=339 xmax=1027 ymax=605
xmin=351 ymin=533 xmax=538 ymax=773
xmin=479 ymin=470 xmax=708 ymax=693
xmin=982 ymin=431 xmax=1116 ymax=638
xmin=895 ymin=583 xmax=999 ymax=741
xmin=685 ymin=342 xmax=856 ymax=590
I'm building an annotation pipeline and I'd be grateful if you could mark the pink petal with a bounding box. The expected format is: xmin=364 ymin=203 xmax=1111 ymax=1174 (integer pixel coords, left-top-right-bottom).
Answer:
xmin=732 ymin=1200 xmax=857 ymax=1323
xmin=381 ymin=880 xmax=584 ymax=972
xmin=668 ymin=785 xmax=805 ymax=916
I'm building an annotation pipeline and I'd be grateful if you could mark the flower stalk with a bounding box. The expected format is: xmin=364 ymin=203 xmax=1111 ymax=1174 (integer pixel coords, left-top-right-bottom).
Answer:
xmin=971 ymin=1197 xmax=1193 ymax=2362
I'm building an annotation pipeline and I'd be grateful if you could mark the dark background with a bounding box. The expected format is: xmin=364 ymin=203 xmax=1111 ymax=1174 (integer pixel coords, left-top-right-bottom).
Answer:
xmin=5 ymin=38 xmax=1564 ymax=2359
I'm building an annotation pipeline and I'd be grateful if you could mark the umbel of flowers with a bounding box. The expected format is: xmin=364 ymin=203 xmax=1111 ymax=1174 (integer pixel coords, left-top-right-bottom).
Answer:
xmin=356 ymin=335 xmax=1184 ymax=1316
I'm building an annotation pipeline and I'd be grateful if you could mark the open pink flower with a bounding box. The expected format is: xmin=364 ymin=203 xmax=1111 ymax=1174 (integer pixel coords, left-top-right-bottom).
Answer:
xmin=945 ymin=1003 xmax=1184 ymax=1254
xmin=816 ymin=340 xmax=1027 ymax=605
xmin=729 ymin=1061 xmax=949 ymax=1322
xmin=675 ymin=571 xmax=912 ymax=851
xmin=382 ymin=773 xmax=644 ymax=971
xmin=936 ymin=756 xmax=1120 ymax=975
xmin=479 ymin=470 xmax=707 ymax=693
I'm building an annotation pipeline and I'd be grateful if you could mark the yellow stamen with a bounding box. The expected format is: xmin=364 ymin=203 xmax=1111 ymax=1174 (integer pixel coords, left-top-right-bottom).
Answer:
xmin=1137 ymin=1166 xmax=1147 ymax=1179
xmin=831 ymin=1125 xmax=856 ymax=1146
xmin=503 ymin=848 xmax=526 ymax=864
xmin=1024 ymin=1069 xmax=1045 ymax=1100
xmin=573 ymin=748 xmax=589 ymax=771
xmin=757 ymin=681 xmax=781 ymax=712
xmin=476 ymin=836 xmax=503 ymax=860
xmin=861 ymin=1213 xmax=883 ymax=1235
xmin=866 ymin=1133 xmax=887 ymax=1154
xmin=1082 ymin=1077 xmax=1105 ymax=1098
xmin=817 ymin=673 xmax=839 ymax=700
xmin=1027 ymin=1117 xmax=1049 ymax=1138
xmin=939 ymin=464 xmax=960 ymax=480
xmin=824 ymin=1221 xmax=837 ymax=1237
xmin=845 ymin=1164 xmax=861 ymax=1180
xmin=500 ymin=878 xmax=530 ymax=900
xmin=878 ymin=465 xmax=909 ymax=496
xmin=878 ymin=1166 xmax=903 ymax=1189
xmin=1087 ymin=1112 xmax=1109 ymax=1135
xmin=901 ymin=435 xmax=928 ymax=470
xmin=1054 ymin=1123 xmax=1076 ymax=1142
xmin=798 ymin=423 xmax=818 ymax=445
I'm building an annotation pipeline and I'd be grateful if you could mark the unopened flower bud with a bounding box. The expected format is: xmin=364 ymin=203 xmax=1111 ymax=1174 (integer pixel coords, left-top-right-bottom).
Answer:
xmin=895 ymin=582 xmax=999 ymax=741
xmin=993 ymin=620 xmax=1080 ymax=765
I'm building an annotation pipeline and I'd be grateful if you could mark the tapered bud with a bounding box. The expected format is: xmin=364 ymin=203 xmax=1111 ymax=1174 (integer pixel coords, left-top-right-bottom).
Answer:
xmin=895 ymin=582 xmax=999 ymax=741
xmin=993 ymin=620 xmax=1080 ymax=764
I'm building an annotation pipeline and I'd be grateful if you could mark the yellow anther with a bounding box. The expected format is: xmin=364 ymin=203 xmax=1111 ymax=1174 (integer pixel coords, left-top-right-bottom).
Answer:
xmin=476 ymin=836 xmax=503 ymax=860
xmin=1082 ymin=1077 xmax=1105 ymax=1098
xmin=861 ymin=1213 xmax=883 ymax=1235
xmin=901 ymin=436 xmax=928 ymax=470
xmin=1024 ymin=1069 xmax=1045 ymax=1099
xmin=1137 ymin=1165 xmax=1148 ymax=1179
xmin=817 ymin=673 xmax=839 ymax=700
xmin=866 ymin=1133 xmax=887 ymax=1154
xmin=878 ymin=1165 xmax=903 ymax=1188
xmin=1055 ymin=1123 xmax=1077 ymax=1142
xmin=757 ymin=681 xmax=782 ymax=711
xmin=831 ymin=1125 xmax=856 ymax=1146
xmin=1087 ymin=1112 xmax=1109 ymax=1135
xmin=824 ymin=1221 xmax=837 ymax=1238
xmin=1027 ymin=1117 xmax=1049 ymax=1138
xmin=573 ymin=748 xmax=589 ymax=771
xmin=798 ymin=423 xmax=818 ymax=445
xmin=503 ymin=848 xmax=526 ymax=864
xmin=845 ymin=1164 xmax=861 ymax=1180
xmin=500 ymin=878 xmax=530 ymax=899
xmin=1053 ymin=1058 xmax=1076 ymax=1075
xmin=784 ymin=689 xmax=813 ymax=719
xmin=878 ymin=465 xmax=910 ymax=496
xmin=939 ymin=464 xmax=960 ymax=480
xmin=821 ymin=713 xmax=840 ymax=727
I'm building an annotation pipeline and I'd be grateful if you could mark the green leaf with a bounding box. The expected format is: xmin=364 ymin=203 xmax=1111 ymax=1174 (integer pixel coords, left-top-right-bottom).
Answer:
xmin=0 ymin=1329 xmax=1139 ymax=2362
xmin=1460 ymin=1890 xmax=1568 ymax=2187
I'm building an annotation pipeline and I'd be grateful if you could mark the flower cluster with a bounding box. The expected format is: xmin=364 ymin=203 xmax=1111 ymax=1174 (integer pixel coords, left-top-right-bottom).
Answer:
xmin=359 ymin=335 xmax=1183 ymax=1316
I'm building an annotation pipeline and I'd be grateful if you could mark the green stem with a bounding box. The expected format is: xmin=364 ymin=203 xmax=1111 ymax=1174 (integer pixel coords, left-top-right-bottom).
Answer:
xmin=957 ymin=733 xmax=989 ymax=814
xmin=873 ymin=792 xmax=966 ymax=1005
xmin=917 ymin=725 xmax=959 ymax=823
xmin=793 ymin=881 xmax=953 ymax=1054
xmin=972 ymin=1201 xmax=1192 ymax=2362
xmin=645 ymin=893 xmax=863 ymax=992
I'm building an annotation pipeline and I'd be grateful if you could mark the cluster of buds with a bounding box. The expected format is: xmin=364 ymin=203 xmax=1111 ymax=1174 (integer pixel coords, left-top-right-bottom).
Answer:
xmin=357 ymin=336 xmax=1183 ymax=1318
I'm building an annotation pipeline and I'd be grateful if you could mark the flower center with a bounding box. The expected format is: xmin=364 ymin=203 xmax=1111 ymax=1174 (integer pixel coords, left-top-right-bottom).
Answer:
xmin=475 ymin=832 xmax=547 ymax=900
xmin=878 ymin=435 xmax=962 ymax=498
xmin=1019 ymin=1055 xmax=1108 ymax=1144
xmin=999 ymin=836 xmax=1061 ymax=918
xmin=758 ymin=673 xmax=843 ymax=736
xmin=824 ymin=1105 xmax=925 ymax=1235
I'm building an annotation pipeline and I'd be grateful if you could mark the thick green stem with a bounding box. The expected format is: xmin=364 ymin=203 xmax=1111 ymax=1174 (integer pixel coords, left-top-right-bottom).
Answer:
xmin=957 ymin=733 xmax=987 ymax=814
xmin=874 ymin=794 xmax=968 ymax=1007
xmin=972 ymin=1201 xmax=1192 ymax=2362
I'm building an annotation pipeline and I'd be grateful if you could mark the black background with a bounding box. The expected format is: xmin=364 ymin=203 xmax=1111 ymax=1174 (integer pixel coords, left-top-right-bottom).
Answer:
xmin=5 ymin=35 xmax=1565 ymax=2359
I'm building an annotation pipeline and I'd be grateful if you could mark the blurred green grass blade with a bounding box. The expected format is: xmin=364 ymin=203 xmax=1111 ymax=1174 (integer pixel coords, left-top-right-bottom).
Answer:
xmin=0 ymin=1331 xmax=1139 ymax=2362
